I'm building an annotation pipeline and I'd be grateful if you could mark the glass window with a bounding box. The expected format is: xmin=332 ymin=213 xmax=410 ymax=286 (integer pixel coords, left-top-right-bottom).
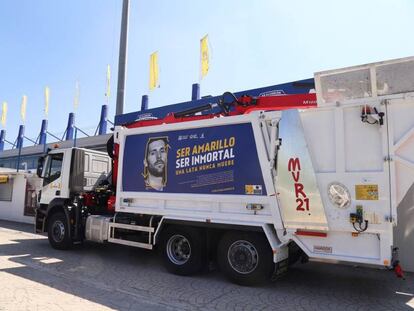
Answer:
xmin=377 ymin=61 xmax=414 ymax=96
xmin=84 ymin=154 xmax=90 ymax=172
xmin=320 ymin=68 xmax=372 ymax=103
xmin=43 ymin=153 xmax=63 ymax=186
xmin=0 ymin=178 xmax=13 ymax=201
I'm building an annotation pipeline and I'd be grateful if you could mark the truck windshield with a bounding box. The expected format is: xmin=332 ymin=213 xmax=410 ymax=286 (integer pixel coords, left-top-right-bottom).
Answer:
xmin=43 ymin=153 xmax=63 ymax=186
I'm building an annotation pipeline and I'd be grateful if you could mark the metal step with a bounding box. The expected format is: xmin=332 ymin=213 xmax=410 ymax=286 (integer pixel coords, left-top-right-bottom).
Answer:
xmin=107 ymin=237 xmax=153 ymax=250
xmin=107 ymin=222 xmax=154 ymax=250
xmin=109 ymin=222 xmax=154 ymax=233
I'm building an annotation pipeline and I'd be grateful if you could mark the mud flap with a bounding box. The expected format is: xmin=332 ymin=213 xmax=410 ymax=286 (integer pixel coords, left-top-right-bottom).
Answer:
xmin=271 ymin=259 xmax=289 ymax=281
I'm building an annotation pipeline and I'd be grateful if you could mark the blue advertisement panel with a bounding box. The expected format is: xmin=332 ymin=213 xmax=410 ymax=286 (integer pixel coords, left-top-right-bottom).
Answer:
xmin=122 ymin=123 xmax=266 ymax=195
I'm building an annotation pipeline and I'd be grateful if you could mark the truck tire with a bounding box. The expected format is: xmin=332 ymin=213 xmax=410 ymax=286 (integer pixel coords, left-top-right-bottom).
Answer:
xmin=47 ymin=212 xmax=72 ymax=250
xmin=160 ymin=226 xmax=206 ymax=276
xmin=217 ymin=231 xmax=273 ymax=286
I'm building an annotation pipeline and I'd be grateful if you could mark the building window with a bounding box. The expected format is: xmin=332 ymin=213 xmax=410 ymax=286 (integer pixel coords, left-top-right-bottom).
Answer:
xmin=0 ymin=178 xmax=13 ymax=201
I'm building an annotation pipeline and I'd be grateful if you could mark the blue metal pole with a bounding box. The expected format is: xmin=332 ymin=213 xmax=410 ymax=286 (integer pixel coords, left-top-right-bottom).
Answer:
xmin=17 ymin=146 xmax=22 ymax=171
xmin=65 ymin=113 xmax=75 ymax=140
xmin=192 ymin=83 xmax=200 ymax=100
xmin=39 ymin=119 xmax=48 ymax=145
xmin=16 ymin=125 xmax=24 ymax=149
xmin=74 ymin=128 xmax=77 ymax=147
xmin=16 ymin=125 xmax=24 ymax=171
xmin=141 ymin=95 xmax=148 ymax=111
xmin=98 ymin=105 xmax=108 ymax=135
xmin=0 ymin=130 xmax=5 ymax=151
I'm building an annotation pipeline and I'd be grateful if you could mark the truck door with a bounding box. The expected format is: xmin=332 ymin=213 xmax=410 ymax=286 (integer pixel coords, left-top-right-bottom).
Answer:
xmin=276 ymin=109 xmax=329 ymax=231
xmin=39 ymin=152 xmax=65 ymax=204
xmin=386 ymin=97 xmax=414 ymax=223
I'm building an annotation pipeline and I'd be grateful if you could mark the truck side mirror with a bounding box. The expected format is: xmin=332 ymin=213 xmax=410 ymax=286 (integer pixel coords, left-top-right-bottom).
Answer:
xmin=37 ymin=156 xmax=44 ymax=178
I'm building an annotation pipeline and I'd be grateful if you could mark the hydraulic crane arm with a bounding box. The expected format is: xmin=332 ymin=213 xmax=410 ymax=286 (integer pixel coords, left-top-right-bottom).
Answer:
xmin=124 ymin=92 xmax=317 ymax=129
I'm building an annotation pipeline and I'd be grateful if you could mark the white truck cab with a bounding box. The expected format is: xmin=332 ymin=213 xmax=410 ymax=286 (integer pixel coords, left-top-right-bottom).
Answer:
xmin=35 ymin=148 xmax=112 ymax=243
xmin=37 ymin=148 xmax=111 ymax=204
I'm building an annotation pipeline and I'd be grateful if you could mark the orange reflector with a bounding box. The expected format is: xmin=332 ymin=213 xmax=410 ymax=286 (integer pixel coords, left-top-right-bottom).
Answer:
xmin=352 ymin=232 xmax=359 ymax=237
xmin=384 ymin=260 xmax=390 ymax=266
xmin=295 ymin=230 xmax=327 ymax=237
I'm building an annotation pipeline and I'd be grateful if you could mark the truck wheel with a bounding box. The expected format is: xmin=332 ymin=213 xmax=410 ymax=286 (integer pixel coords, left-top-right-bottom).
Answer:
xmin=160 ymin=226 xmax=206 ymax=276
xmin=47 ymin=212 xmax=72 ymax=250
xmin=217 ymin=231 xmax=273 ymax=286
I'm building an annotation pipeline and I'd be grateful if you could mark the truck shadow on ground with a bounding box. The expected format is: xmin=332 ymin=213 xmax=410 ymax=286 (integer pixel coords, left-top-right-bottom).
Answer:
xmin=0 ymin=221 xmax=413 ymax=311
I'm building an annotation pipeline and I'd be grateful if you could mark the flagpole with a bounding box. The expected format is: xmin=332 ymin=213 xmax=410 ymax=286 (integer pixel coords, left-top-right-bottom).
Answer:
xmin=115 ymin=0 xmax=130 ymax=116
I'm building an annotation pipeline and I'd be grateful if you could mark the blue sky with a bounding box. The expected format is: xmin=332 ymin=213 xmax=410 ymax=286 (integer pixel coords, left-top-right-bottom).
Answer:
xmin=1 ymin=0 xmax=414 ymax=147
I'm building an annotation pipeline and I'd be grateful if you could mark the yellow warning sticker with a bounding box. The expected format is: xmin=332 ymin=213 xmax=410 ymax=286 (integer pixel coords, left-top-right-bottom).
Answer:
xmin=355 ymin=184 xmax=378 ymax=200
xmin=0 ymin=175 xmax=8 ymax=183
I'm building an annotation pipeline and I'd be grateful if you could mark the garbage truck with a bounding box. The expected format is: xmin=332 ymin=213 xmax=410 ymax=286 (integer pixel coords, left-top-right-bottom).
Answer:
xmin=35 ymin=56 xmax=414 ymax=285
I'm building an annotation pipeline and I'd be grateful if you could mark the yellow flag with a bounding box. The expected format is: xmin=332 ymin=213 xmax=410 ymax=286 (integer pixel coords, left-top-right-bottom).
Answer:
xmin=44 ymin=86 xmax=50 ymax=117
xmin=21 ymin=95 xmax=27 ymax=123
xmin=1 ymin=102 xmax=7 ymax=127
xmin=105 ymin=64 xmax=111 ymax=101
xmin=200 ymin=35 xmax=209 ymax=79
xmin=73 ymin=81 xmax=80 ymax=111
xmin=149 ymin=52 xmax=159 ymax=90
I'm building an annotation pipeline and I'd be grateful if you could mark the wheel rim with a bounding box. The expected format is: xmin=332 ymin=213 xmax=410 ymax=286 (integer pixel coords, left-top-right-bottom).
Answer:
xmin=52 ymin=220 xmax=65 ymax=243
xmin=227 ymin=240 xmax=259 ymax=274
xmin=166 ymin=234 xmax=191 ymax=265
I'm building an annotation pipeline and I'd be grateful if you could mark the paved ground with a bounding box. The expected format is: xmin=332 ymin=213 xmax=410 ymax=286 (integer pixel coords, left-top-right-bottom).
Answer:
xmin=0 ymin=220 xmax=413 ymax=311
